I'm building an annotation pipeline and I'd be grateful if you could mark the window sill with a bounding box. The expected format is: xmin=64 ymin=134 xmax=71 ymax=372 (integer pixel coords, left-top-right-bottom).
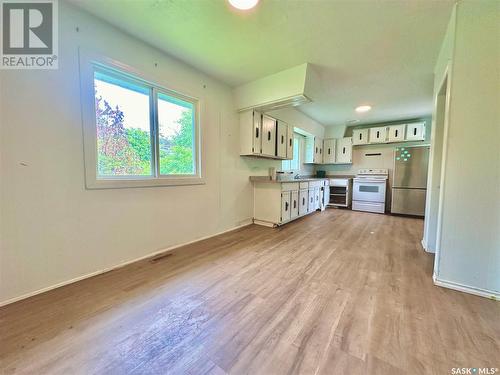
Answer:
xmin=85 ymin=176 xmax=205 ymax=190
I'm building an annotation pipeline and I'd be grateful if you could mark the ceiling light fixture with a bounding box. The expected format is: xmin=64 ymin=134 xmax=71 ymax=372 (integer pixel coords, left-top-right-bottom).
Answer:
xmin=228 ymin=0 xmax=259 ymax=10
xmin=355 ymin=105 xmax=372 ymax=113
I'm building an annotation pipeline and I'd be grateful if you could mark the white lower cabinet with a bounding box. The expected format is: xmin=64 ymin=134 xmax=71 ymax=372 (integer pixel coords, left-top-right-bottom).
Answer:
xmin=299 ymin=189 xmax=308 ymax=216
xmin=308 ymin=188 xmax=315 ymax=213
xmin=312 ymin=187 xmax=320 ymax=210
xmin=290 ymin=190 xmax=299 ymax=219
xmin=281 ymin=191 xmax=291 ymax=223
xmin=253 ymin=180 xmax=327 ymax=227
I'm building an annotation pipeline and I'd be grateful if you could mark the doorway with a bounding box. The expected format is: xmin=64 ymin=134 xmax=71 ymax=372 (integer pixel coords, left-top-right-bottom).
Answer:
xmin=423 ymin=67 xmax=451 ymax=277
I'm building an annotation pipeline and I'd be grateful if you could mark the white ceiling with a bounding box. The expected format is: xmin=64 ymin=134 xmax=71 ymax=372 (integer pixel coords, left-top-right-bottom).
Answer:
xmin=70 ymin=0 xmax=454 ymax=126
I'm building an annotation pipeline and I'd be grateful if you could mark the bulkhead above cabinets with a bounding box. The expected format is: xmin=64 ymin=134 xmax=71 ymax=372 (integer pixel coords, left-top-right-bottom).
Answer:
xmin=352 ymin=122 xmax=426 ymax=146
xmin=240 ymin=110 xmax=294 ymax=160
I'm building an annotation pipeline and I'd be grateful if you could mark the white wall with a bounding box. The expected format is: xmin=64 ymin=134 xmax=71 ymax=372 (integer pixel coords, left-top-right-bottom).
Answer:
xmin=0 ymin=2 xmax=278 ymax=304
xmin=431 ymin=0 xmax=499 ymax=296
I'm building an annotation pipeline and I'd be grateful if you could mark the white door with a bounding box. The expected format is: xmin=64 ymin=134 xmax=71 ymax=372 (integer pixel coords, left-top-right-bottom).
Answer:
xmin=286 ymin=124 xmax=294 ymax=160
xmin=290 ymin=190 xmax=299 ymax=219
xmin=281 ymin=191 xmax=291 ymax=223
xmin=336 ymin=137 xmax=352 ymax=164
xmin=369 ymin=126 xmax=387 ymax=143
xmin=405 ymin=122 xmax=426 ymax=141
xmin=314 ymin=187 xmax=320 ymax=210
xmin=299 ymin=189 xmax=308 ymax=215
xmin=352 ymin=129 xmax=369 ymax=145
xmin=314 ymin=137 xmax=323 ymax=164
xmin=387 ymin=124 xmax=405 ymax=142
xmin=323 ymin=139 xmax=336 ymax=164
xmin=308 ymin=188 xmax=315 ymax=212
xmin=252 ymin=111 xmax=262 ymax=154
xmin=276 ymin=120 xmax=287 ymax=159
xmin=261 ymin=115 xmax=277 ymax=156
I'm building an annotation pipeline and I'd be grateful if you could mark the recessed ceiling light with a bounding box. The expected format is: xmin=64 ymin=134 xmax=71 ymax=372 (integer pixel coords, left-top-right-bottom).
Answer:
xmin=228 ymin=0 xmax=259 ymax=10
xmin=355 ymin=105 xmax=372 ymax=113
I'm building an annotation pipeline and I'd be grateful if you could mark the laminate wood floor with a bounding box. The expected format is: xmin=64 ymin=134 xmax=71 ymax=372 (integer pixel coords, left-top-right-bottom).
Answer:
xmin=1 ymin=210 xmax=499 ymax=375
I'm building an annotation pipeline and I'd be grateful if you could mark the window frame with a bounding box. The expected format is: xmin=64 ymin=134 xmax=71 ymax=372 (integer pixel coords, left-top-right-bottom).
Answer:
xmin=79 ymin=49 xmax=203 ymax=189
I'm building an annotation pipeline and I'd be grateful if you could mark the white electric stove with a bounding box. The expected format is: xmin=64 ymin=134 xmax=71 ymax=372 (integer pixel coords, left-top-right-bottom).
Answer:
xmin=352 ymin=169 xmax=388 ymax=214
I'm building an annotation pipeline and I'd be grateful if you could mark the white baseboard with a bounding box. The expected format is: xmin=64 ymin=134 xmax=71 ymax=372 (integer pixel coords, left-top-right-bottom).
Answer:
xmin=0 ymin=221 xmax=253 ymax=307
xmin=433 ymin=274 xmax=499 ymax=301
xmin=421 ymin=239 xmax=427 ymax=251
xmin=421 ymin=238 xmax=435 ymax=253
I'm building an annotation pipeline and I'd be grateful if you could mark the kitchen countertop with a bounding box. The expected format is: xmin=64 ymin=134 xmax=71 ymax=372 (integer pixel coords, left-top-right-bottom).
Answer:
xmin=326 ymin=174 xmax=356 ymax=179
xmin=249 ymin=176 xmax=329 ymax=183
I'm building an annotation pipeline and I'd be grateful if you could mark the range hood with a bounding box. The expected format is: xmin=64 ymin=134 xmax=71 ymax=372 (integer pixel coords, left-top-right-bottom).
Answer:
xmin=234 ymin=63 xmax=319 ymax=112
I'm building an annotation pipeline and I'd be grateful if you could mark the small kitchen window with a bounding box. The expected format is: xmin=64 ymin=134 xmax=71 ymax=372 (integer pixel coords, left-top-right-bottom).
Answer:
xmin=80 ymin=51 xmax=202 ymax=189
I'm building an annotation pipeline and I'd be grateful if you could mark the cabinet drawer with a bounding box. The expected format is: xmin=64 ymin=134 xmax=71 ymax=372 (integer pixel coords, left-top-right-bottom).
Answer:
xmin=299 ymin=181 xmax=309 ymax=189
xmin=281 ymin=182 xmax=299 ymax=192
xmin=309 ymin=180 xmax=322 ymax=188
xmin=330 ymin=178 xmax=348 ymax=187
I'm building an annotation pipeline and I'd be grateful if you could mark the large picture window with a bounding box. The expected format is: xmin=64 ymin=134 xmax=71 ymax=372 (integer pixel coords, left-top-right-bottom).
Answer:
xmin=80 ymin=53 xmax=202 ymax=189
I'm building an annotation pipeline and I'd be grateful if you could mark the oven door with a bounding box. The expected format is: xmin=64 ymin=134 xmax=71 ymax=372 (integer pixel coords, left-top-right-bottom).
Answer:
xmin=353 ymin=180 xmax=386 ymax=203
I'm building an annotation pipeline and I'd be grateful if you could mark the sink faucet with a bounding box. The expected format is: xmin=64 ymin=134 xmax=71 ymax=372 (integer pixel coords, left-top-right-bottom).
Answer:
xmin=294 ymin=174 xmax=301 ymax=180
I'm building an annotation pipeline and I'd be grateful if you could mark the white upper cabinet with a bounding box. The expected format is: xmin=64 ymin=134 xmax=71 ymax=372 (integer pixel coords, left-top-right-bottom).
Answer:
xmin=369 ymin=126 xmax=387 ymax=143
xmin=352 ymin=128 xmax=369 ymax=145
xmin=240 ymin=110 xmax=262 ymax=156
xmin=276 ymin=120 xmax=288 ymax=159
xmin=323 ymin=138 xmax=336 ymax=164
xmin=336 ymin=137 xmax=353 ymax=164
xmin=405 ymin=122 xmax=426 ymax=141
xmin=286 ymin=124 xmax=294 ymax=160
xmin=314 ymin=137 xmax=323 ymax=164
xmin=261 ymin=115 xmax=277 ymax=156
xmin=387 ymin=124 xmax=406 ymax=143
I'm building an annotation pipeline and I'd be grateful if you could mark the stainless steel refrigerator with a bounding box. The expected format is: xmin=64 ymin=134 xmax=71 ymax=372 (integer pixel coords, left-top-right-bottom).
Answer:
xmin=391 ymin=146 xmax=430 ymax=216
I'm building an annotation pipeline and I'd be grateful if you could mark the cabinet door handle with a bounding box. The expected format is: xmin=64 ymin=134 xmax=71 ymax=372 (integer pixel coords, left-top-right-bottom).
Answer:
xmin=359 ymin=133 xmax=362 ymax=140
xmin=320 ymin=148 xmax=322 ymax=154
xmin=255 ymin=127 xmax=259 ymax=138
xmin=285 ymin=202 xmax=289 ymax=211
xmin=293 ymin=200 xmax=297 ymax=208
xmin=281 ymin=135 xmax=284 ymax=144
xmin=395 ymin=129 xmax=398 ymax=137
xmin=302 ymin=197 xmax=305 ymax=205
xmin=376 ymin=131 xmax=380 ymax=138
xmin=343 ymin=147 xmax=346 ymax=154
xmin=414 ymin=128 xmax=417 ymax=136
xmin=328 ymin=148 xmax=331 ymax=155
xmin=315 ymin=147 xmax=318 ymax=153
xmin=268 ymin=131 xmax=271 ymax=141
xmin=289 ymin=138 xmax=292 ymax=147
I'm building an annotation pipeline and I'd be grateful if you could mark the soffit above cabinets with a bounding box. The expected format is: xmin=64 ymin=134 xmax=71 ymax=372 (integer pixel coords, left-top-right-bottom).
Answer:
xmin=233 ymin=63 xmax=321 ymax=112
